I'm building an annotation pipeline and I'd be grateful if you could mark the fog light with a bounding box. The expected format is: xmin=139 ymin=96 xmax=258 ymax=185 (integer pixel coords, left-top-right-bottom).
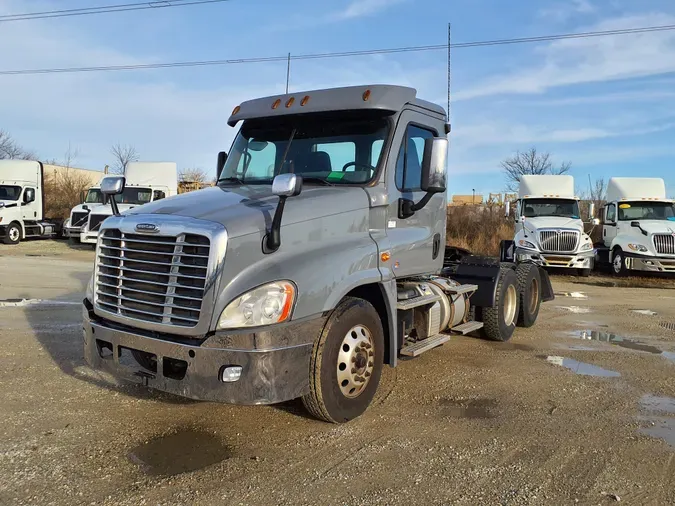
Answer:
xmin=646 ymin=260 xmax=654 ymax=266
xmin=221 ymin=366 xmax=242 ymax=383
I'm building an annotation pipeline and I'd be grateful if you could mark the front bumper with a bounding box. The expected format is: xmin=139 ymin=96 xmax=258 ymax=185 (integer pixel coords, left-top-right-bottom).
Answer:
xmin=624 ymin=252 xmax=675 ymax=273
xmin=63 ymin=226 xmax=84 ymax=238
xmin=515 ymin=248 xmax=594 ymax=269
xmin=83 ymin=304 xmax=325 ymax=405
xmin=80 ymin=231 xmax=99 ymax=244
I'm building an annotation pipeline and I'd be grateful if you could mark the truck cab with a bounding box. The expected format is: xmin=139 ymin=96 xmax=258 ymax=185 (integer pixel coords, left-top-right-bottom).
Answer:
xmin=598 ymin=177 xmax=675 ymax=275
xmin=82 ymin=85 xmax=553 ymax=423
xmin=80 ymin=162 xmax=177 ymax=245
xmin=512 ymin=175 xmax=595 ymax=276
xmin=0 ymin=160 xmax=60 ymax=244
xmin=63 ymin=185 xmax=106 ymax=242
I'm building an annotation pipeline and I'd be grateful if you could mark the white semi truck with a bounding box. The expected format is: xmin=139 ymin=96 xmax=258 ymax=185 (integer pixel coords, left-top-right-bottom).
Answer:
xmin=596 ymin=177 xmax=675 ymax=276
xmin=511 ymin=175 xmax=596 ymax=276
xmin=63 ymin=183 xmax=107 ymax=243
xmin=80 ymin=162 xmax=178 ymax=245
xmin=0 ymin=160 xmax=62 ymax=244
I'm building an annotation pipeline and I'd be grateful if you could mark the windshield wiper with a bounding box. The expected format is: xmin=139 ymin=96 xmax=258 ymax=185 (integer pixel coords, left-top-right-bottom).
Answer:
xmin=218 ymin=177 xmax=245 ymax=185
xmin=301 ymin=177 xmax=336 ymax=187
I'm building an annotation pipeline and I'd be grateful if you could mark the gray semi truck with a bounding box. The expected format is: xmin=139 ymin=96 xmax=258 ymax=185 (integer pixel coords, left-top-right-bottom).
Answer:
xmin=82 ymin=85 xmax=553 ymax=423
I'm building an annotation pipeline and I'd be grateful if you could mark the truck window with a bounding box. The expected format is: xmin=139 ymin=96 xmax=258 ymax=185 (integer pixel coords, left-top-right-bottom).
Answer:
xmin=315 ymin=142 xmax=356 ymax=172
xmin=85 ymin=189 xmax=104 ymax=204
xmin=153 ymin=190 xmax=166 ymax=201
xmin=618 ymin=202 xmax=675 ymax=221
xmin=0 ymin=185 xmax=22 ymax=200
xmin=522 ymin=198 xmax=580 ymax=218
xmin=395 ymin=125 xmax=434 ymax=192
xmin=113 ymin=188 xmax=153 ymax=205
xmin=234 ymin=136 xmax=277 ymax=179
xmin=606 ymin=204 xmax=616 ymax=223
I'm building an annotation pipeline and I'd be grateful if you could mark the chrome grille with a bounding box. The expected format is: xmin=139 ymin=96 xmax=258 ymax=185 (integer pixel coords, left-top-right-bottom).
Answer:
xmin=654 ymin=234 xmax=675 ymax=255
xmin=539 ymin=229 xmax=579 ymax=253
xmin=95 ymin=229 xmax=211 ymax=328
xmin=71 ymin=212 xmax=89 ymax=227
xmin=88 ymin=214 xmax=109 ymax=232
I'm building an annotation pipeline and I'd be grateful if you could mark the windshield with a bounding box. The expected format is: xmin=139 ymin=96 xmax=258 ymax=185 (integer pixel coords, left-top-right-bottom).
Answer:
xmin=522 ymin=198 xmax=580 ymax=219
xmin=218 ymin=111 xmax=391 ymax=186
xmin=113 ymin=187 xmax=152 ymax=205
xmin=0 ymin=185 xmax=22 ymax=201
xmin=619 ymin=201 xmax=675 ymax=221
xmin=85 ymin=189 xmax=105 ymax=204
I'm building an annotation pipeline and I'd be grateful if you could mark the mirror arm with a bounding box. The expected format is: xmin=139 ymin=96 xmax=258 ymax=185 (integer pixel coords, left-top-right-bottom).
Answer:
xmin=398 ymin=192 xmax=434 ymax=219
xmin=110 ymin=198 xmax=120 ymax=217
xmin=263 ymin=196 xmax=287 ymax=254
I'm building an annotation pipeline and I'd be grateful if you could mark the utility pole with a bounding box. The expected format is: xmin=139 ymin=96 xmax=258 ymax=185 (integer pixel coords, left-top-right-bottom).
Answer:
xmin=285 ymin=53 xmax=291 ymax=94
xmin=447 ymin=23 xmax=452 ymax=124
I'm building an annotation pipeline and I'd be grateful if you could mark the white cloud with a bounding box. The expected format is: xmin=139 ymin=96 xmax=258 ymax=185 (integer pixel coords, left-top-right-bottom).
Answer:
xmin=455 ymin=13 xmax=675 ymax=101
xmin=334 ymin=0 xmax=407 ymax=20
xmin=539 ymin=0 xmax=595 ymax=22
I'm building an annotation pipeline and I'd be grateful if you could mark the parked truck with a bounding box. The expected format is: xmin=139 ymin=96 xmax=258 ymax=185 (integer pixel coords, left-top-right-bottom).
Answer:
xmin=0 ymin=160 xmax=62 ymax=244
xmin=63 ymin=183 xmax=107 ymax=243
xmin=79 ymin=162 xmax=178 ymax=245
xmin=509 ymin=175 xmax=596 ymax=277
xmin=82 ymin=85 xmax=554 ymax=423
xmin=596 ymin=177 xmax=675 ymax=276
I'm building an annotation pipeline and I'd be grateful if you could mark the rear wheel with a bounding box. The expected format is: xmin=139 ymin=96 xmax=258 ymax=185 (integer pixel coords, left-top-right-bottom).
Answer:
xmin=515 ymin=263 xmax=541 ymax=328
xmin=479 ymin=268 xmax=520 ymax=342
xmin=3 ymin=222 xmax=21 ymax=245
xmin=302 ymin=297 xmax=384 ymax=423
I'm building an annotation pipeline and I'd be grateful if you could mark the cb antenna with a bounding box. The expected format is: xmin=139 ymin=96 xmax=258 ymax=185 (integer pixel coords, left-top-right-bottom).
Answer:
xmin=447 ymin=23 xmax=452 ymax=126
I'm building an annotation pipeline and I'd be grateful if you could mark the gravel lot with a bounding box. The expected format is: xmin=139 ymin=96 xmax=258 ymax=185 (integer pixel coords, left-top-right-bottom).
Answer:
xmin=1 ymin=240 xmax=675 ymax=506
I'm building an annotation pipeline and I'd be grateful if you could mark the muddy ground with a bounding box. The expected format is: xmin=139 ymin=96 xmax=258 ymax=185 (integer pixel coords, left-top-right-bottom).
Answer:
xmin=1 ymin=240 xmax=675 ymax=506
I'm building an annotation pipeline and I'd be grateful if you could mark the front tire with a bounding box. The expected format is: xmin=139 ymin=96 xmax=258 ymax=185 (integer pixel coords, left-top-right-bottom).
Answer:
xmin=479 ymin=268 xmax=520 ymax=342
xmin=3 ymin=222 xmax=21 ymax=245
xmin=612 ymin=248 xmax=629 ymax=277
xmin=302 ymin=297 xmax=384 ymax=423
xmin=515 ymin=263 xmax=541 ymax=328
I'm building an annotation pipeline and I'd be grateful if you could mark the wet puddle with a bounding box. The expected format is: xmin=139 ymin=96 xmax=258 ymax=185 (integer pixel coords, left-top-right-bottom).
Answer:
xmin=554 ymin=291 xmax=588 ymax=299
xmin=128 ymin=429 xmax=233 ymax=476
xmin=632 ymin=309 xmax=658 ymax=316
xmin=440 ymin=398 xmax=497 ymax=419
xmin=0 ymin=298 xmax=80 ymax=308
xmin=562 ymin=330 xmax=675 ymax=363
xmin=543 ymin=355 xmax=621 ymax=377
xmin=638 ymin=394 xmax=675 ymax=449
xmin=555 ymin=305 xmax=592 ymax=314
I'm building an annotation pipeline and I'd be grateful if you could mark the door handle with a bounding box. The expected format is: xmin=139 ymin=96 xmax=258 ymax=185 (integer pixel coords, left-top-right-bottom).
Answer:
xmin=432 ymin=233 xmax=441 ymax=259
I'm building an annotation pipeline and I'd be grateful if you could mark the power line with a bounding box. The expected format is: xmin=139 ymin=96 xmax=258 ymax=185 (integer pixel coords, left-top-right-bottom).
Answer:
xmin=1 ymin=23 xmax=674 ymax=76
xmin=0 ymin=0 xmax=232 ymax=22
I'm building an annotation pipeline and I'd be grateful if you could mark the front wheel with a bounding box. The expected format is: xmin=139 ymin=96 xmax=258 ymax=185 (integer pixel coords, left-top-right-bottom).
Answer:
xmin=3 ymin=222 xmax=21 ymax=245
xmin=612 ymin=248 xmax=629 ymax=277
xmin=302 ymin=297 xmax=384 ymax=423
xmin=479 ymin=268 xmax=520 ymax=341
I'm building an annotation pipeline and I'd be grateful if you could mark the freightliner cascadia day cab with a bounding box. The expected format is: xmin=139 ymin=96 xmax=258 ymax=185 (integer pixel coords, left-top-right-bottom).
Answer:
xmin=597 ymin=177 xmax=675 ymax=276
xmin=510 ymin=175 xmax=596 ymax=276
xmin=63 ymin=182 xmax=107 ymax=243
xmin=80 ymin=162 xmax=178 ymax=245
xmin=82 ymin=85 xmax=554 ymax=423
xmin=0 ymin=160 xmax=62 ymax=244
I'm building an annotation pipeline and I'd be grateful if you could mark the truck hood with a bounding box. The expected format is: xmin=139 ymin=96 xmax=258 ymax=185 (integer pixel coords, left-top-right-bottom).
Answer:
xmin=625 ymin=220 xmax=675 ymax=236
xmin=89 ymin=203 xmax=140 ymax=217
xmin=125 ymin=185 xmax=370 ymax=238
xmin=72 ymin=203 xmax=106 ymax=214
xmin=0 ymin=200 xmax=20 ymax=210
xmin=522 ymin=216 xmax=584 ymax=233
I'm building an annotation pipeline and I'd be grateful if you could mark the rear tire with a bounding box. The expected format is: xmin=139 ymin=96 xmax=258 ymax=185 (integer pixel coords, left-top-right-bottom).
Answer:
xmin=479 ymin=268 xmax=520 ymax=342
xmin=515 ymin=263 xmax=541 ymax=328
xmin=302 ymin=297 xmax=384 ymax=423
xmin=3 ymin=222 xmax=21 ymax=245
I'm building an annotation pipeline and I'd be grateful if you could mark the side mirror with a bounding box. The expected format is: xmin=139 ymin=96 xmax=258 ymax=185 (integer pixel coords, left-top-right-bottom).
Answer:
xmin=588 ymin=202 xmax=595 ymax=220
xmin=23 ymin=188 xmax=36 ymax=204
xmin=420 ymin=137 xmax=448 ymax=193
xmin=272 ymin=173 xmax=302 ymax=197
xmin=216 ymin=151 xmax=228 ymax=180
xmin=100 ymin=176 xmax=125 ymax=216
xmin=631 ymin=221 xmax=640 ymax=228
xmin=592 ymin=218 xmax=600 ymax=226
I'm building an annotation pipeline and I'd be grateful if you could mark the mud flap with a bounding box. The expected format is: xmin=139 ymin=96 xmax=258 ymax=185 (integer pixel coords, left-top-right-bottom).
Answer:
xmin=538 ymin=267 xmax=555 ymax=302
xmin=452 ymin=256 xmax=500 ymax=307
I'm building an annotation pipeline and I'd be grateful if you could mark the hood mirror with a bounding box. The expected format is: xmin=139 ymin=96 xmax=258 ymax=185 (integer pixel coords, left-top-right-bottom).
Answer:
xmin=100 ymin=176 xmax=125 ymax=216
xmin=264 ymin=174 xmax=303 ymax=254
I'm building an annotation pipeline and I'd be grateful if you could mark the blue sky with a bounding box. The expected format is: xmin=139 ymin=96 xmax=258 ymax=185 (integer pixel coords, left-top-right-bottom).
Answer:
xmin=1 ymin=0 xmax=674 ymax=197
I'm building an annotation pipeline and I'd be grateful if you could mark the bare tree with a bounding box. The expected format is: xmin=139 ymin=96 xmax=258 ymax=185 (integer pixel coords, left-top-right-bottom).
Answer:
xmin=0 ymin=129 xmax=37 ymax=160
xmin=43 ymin=143 xmax=91 ymax=219
xmin=178 ymin=167 xmax=209 ymax=184
xmin=502 ymin=147 xmax=571 ymax=192
xmin=109 ymin=143 xmax=139 ymax=174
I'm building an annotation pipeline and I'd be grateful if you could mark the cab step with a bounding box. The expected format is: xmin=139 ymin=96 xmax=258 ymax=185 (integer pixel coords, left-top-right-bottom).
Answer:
xmin=400 ymin=334 xmax=450 ymax=357
xmin=396 ymin=293 xmax=441 ymax=311
xmin=451 ymin=321 xmax=484 ymax=335
xmin=446 ymin=284 xmax=478 ymax=295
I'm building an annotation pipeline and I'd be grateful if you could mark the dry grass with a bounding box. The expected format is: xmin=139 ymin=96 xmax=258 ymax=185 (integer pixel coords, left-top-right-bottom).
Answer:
xmin=43 ymin=168 xmax=92 ymax=220
xmin=446 ymin=205 xmax=515 ymax=256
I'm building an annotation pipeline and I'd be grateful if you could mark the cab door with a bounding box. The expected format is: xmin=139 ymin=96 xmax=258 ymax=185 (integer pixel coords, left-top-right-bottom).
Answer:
xmin=603 ymin=203 xmax=618 ymax=246
xmin=384 ymin=110 xmax=446 ymax=277
xmin=21 ymin=187 xmax=37 ymax=221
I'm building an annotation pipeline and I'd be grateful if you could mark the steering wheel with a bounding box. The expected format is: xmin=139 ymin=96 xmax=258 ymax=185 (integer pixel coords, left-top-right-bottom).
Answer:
xmin=342 ymin=161 xmax=376 ymax=176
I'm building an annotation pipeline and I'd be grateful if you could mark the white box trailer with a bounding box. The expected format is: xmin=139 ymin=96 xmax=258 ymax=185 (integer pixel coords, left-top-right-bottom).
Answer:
xmin=597 ymin=177 xmax=675 ymax=275
xmin=80 ymin=162 xmax=178 ymax=245
xmin=510 ymin=175 xmax=596 ymax=276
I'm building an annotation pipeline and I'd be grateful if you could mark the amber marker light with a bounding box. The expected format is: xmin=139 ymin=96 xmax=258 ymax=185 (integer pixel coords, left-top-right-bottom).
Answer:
xmin=362 ymin=89 xmax=371 ymax=101
xmin=272 ymin=99 xmax=281 ymax=109
xmin=301 ymin=95 xmax=310 ymax=106
xmin=285 ymin=97 xmax=295 ymax=108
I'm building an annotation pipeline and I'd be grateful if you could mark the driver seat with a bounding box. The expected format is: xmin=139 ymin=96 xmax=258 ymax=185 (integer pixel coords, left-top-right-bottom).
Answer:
xmin=295 ymin=151 xmax=332 ymax=174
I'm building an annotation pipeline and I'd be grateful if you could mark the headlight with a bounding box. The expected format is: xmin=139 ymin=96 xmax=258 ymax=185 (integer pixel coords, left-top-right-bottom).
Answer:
xmin=85 ymin=273 xmax=94 ymax=302
xmin=628 ymin=244 xmax=648 ymax=252
xmin=518 ymin=239 xmax=536 ymax=249
xmin=581 ymin=242 xmax=593 ymax=251
xmin=217 ymin=281 xmax=296 ymax=330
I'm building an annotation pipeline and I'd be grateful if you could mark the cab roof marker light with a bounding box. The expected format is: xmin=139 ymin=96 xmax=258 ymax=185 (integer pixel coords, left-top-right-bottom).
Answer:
xmin=272 ymin=99 xmax=281 ymax=110
xmin=232 ymin=105 xmax=241 ymax=116
xmin=300 ymin=95 xmax=310 ymax=106
xmin=362 ymin=89 xmax=371 ymax=101
xmin=285 ymin=97 xmax=295 ymax=108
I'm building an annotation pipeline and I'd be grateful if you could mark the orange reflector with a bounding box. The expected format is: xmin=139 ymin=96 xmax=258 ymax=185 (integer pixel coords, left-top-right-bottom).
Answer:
xmin=363 ymin=89 xmax=371 ymax=101
xmin=279 ymin=283 xmax=295 ymax=323
xmin=285 ymin=97 xmax=295 ymax=108
xmin=301 ymin=95 xmax=310 ymax=106
xmin=381 ymin=252 xmax=391 ymax=262
xmin=232 ymin=105 xmax=241 ymax=115
xmin=272 ymin=99 xmax=281 ymax=110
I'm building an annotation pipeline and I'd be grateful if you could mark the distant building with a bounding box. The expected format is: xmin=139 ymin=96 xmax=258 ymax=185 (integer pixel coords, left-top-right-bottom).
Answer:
xmin=43 ymin=163 xmax=103 ymax=187
xmin=449 ymin=194 xmax=484 ymax=206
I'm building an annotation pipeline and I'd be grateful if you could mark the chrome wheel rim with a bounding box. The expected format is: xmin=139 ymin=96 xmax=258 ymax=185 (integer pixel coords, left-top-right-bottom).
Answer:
xmin=504 ymin=285 xmax=518 ymax=327
xmin=9 ymin=227 xmax=19 ymax=242
xmin=337 ymin=325 xmax=374 ymax=399
xmin=529 ymin=278 xmax=539 ymax=314
xmin=613 ymin=254 xmax=622 ymax=274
